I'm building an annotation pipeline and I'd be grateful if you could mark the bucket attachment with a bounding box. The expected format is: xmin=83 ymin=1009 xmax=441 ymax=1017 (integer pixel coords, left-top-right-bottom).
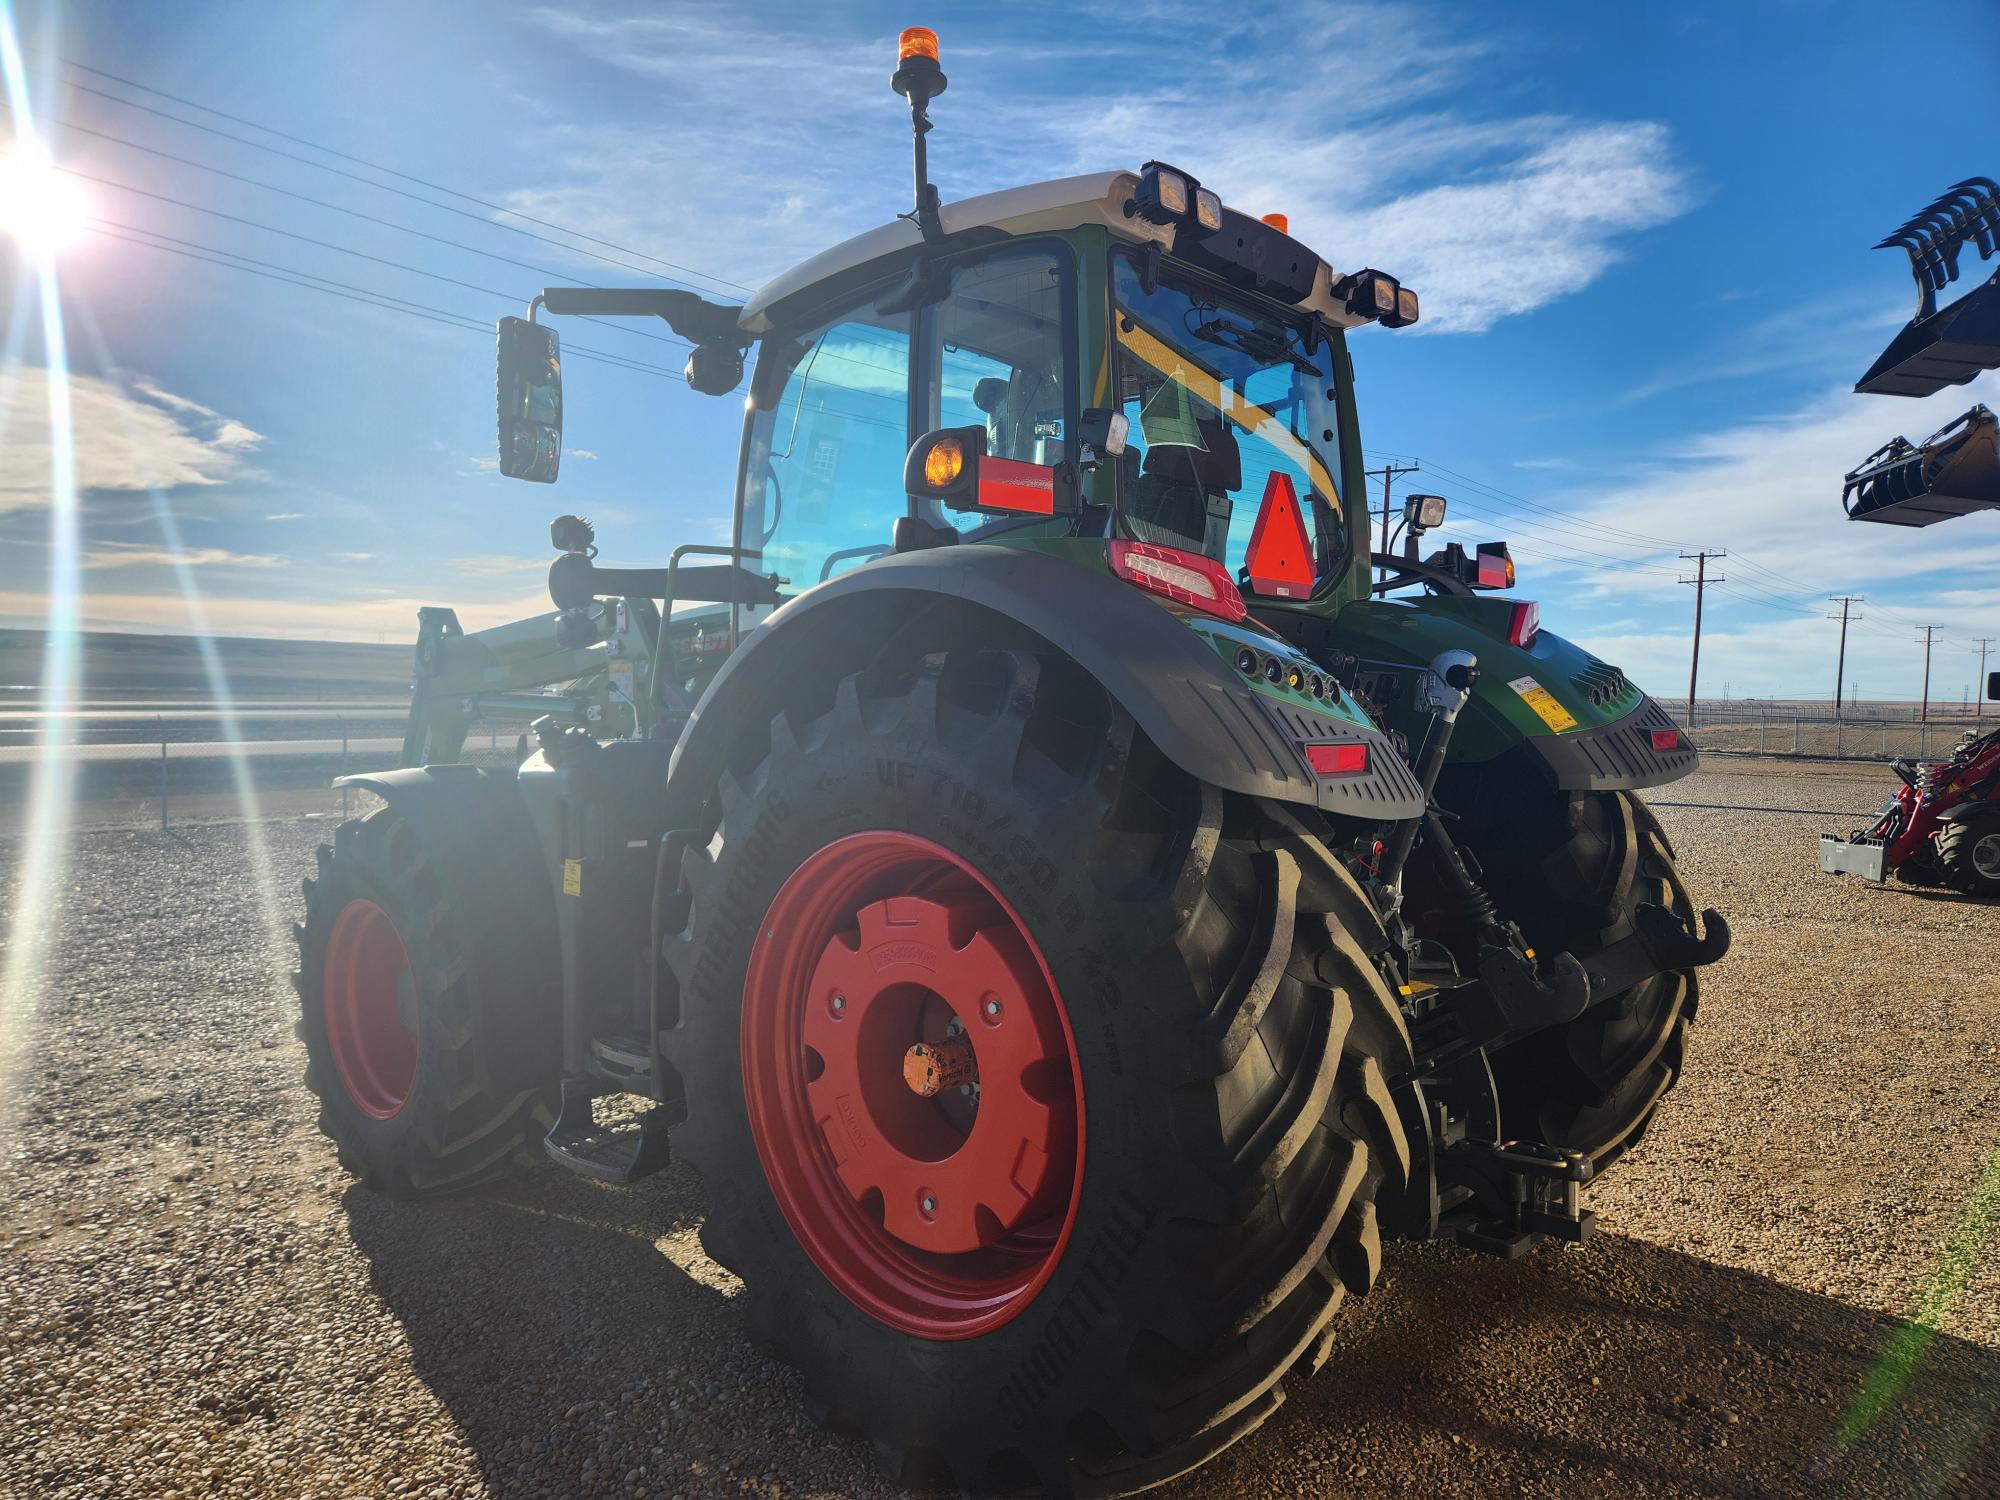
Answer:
xmin=1842 ymin=404 xmax=2000 ymax=526
xmin=1856 ymin=177 xmax=2000 ymax=397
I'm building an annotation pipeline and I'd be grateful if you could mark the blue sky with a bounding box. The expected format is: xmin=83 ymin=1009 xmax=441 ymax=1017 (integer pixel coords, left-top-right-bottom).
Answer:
xmin=3 ymin=0 xmax=1998 ymax=704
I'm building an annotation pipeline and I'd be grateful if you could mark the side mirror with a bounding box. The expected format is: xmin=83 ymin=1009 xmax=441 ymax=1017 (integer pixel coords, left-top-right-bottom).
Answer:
xmin=1988 ymin=670 xmax=1999 ymax=701
xmin=903 ymin=426 xmax=1079 ymax=517
xmin=1474 ymin=541 xmax=1516 ymax=590
xmin=497 ymin=316 xmax=562 ymax=483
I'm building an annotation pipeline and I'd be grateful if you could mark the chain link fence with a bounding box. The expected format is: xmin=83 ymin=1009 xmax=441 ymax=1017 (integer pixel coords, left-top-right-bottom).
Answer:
xmin=1670 ymin=702 xmax=1993 ymax=761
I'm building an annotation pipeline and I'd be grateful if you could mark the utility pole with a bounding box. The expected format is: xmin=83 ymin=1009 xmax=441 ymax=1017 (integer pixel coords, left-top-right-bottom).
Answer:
xmin=1975 ymin=638 xmax=1994 ymax=722
xmin=1828 ymin=595 xmax=1864 ymax=721
xmin=1679 ymin=550 xmax=1725 ymax=724
xmin=1364 ymin=461 xmax=1419 ymax=586
xmin=1917 ymin=625 xmax=1942 ymax=723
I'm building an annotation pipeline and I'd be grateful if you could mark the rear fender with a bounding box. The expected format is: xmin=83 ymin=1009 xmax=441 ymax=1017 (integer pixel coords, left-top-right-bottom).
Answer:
xmin=1334 ymin=597 xmax=1698 ymax=793
xmin=663 ymin=545 xmax=1424 ymax=824
xmin=1938 ymin=799 xmax=2000 ymax=827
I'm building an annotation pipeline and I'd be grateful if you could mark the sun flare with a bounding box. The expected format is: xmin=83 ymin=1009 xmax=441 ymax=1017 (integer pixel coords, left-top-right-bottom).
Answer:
xmin=0 ymin=148 xmax=88 ymax=259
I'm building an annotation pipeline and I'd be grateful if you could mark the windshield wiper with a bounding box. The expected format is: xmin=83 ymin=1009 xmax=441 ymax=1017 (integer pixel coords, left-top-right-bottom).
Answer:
xmin=1187 ymin=316 xmax=1318 ymax=376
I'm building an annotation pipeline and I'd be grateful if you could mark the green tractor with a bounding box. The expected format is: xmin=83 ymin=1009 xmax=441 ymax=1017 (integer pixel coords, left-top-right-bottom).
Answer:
xmin=294 ymin=30 xmax=1727 ymax=1495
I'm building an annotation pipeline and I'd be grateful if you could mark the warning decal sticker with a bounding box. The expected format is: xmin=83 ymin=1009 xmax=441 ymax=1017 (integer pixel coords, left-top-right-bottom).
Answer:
xmin=1507 ymin=675 xmax=1579 ymax=733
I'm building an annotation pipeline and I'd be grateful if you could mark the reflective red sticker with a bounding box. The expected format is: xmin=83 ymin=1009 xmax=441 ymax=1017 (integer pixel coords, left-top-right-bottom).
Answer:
xmin=976 ymin=456 xmax=1058 ymax=514
xmin=1244 ymin=471 xmax=1314 ymax=598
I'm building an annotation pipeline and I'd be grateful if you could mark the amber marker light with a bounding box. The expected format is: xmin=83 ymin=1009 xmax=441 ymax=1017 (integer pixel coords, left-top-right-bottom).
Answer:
xmin=899 ymin=26 xmax=939 ymax=61
xmin=924 ymin=435 xmax=965 ymax=487
xmin=1261 ymin=212 xmax=1289 ymax=233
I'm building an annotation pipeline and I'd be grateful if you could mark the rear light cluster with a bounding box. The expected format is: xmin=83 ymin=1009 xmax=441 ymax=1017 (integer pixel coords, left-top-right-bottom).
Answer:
xmin=1108 ymin=540 xmax=1246 ymax=622
xmin=1651 ymin=729 xmax=1683 ymax=752
xmin=1305 ymin=742 xmax=1369 ymax=777
xmin=1506 ymin=601 xmax=1539 ymax=649
xmin=1230 ymin=645 xmax=1336 ymax=702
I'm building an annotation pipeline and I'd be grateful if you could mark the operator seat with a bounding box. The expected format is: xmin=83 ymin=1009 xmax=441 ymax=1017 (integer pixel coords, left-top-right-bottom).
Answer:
xmin=1126 ymin=415 xmax=1241 ymax=557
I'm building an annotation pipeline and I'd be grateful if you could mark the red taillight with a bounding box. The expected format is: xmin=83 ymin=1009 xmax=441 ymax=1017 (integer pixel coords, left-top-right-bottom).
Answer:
xmin=1651 ymin=728 xmax=1682 ymax=752
xmin=1306 ymin=742 xmax=1369 ymax=777
xmin=1506 ymin=600 xmax=1540 ymax=649
xmin=1108 ymin=540 xmax=1247 ymax=622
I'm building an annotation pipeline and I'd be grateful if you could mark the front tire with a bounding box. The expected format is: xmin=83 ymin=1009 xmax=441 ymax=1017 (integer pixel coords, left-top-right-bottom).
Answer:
xmin=1936 ymin=810 xmax=2000 ymax=896
xmin=663 ymin=649 xmax=1413 ymax=1495
xmin=294 ymin=807 xmax=557 ymax=1194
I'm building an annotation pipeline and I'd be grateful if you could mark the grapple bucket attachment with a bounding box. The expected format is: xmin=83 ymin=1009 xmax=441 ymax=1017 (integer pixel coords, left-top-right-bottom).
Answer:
xmin=1856 ymin=177 xmax=2000 ymax=397
xmin=1842 ymin=403 xmax=2000 ymax=526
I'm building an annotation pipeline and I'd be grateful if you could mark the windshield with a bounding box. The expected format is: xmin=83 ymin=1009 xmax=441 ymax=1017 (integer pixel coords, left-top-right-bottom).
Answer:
xmin=1110 ymin=250 xmax=1347 ymax=592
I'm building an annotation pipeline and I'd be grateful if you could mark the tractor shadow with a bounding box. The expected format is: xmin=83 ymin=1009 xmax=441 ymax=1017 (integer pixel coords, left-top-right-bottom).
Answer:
xmin=341 ymin=1158 xmax=894 ymax=1497
xmin=347 ymin=1178 xmax=2000 ymax=1500
xmin=1181 ymin=1235 xmax=2000 ymax=1500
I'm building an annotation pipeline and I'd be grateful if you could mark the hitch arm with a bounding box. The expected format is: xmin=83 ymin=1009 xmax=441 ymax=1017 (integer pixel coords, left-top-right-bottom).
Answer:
xmin=1573 ymin=902 xmax=1731 ymax=1004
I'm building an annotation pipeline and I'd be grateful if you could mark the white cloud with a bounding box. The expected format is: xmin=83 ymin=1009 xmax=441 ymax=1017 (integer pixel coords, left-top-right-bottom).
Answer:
xmin=1332 ymin=124 xmax=1689 ymax=333
xmin=0 ymin=368 xmax=265 ymax=513
xmin=565 ymin=448 xmax=599 ymax=460
xmin=508 ymin=4 xmax=1691 ymax=333
xmin=83 ymin=543 xmax=288 ymax=571
xmin=1520 ymin=372 xmax=2000 ymax=696
xmin=450 ymin=553 xmax=543 ymax=578
xmin=265 ymin=512 xmax=305 ymax=521
xmin=466 ymin=455 xmax=500 ymax=472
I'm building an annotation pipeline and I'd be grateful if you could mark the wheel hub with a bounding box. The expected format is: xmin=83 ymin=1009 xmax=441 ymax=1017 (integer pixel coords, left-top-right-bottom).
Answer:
xmin=740 ymin=832 xmax=1084 ymax=1339
xmin=321 ymin=899 xmax=419 ymax=1120
xmin=802 ymin=893 xmax=1071 ymax=1253
xmin=1972 ymin=830 xmax=2000 ymax=880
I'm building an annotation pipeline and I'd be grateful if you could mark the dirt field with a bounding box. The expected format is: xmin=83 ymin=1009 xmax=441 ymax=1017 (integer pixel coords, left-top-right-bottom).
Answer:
xmin=2 ymin=759 xmax=1997 ymax=1498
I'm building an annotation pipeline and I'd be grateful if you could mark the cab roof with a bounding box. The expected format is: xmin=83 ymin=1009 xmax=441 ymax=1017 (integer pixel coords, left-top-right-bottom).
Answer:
xmin=736 ymin=170 xmax=1366 ymax=334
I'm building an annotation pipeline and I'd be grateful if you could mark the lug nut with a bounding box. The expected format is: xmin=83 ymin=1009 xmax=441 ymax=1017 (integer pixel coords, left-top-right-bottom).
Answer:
xmin=983 ymin=998 xmax=1002 ymax=1020
xmin=920 ymin=1193 xmax=938 ymax=1216
xmin=831 ymin=994 xmax=846 ymax=1013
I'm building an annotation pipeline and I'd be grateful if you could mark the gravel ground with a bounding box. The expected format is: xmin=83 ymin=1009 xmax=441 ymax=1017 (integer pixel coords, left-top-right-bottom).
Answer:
xmin=2 ymin=759 xmax=1997 ymax=1498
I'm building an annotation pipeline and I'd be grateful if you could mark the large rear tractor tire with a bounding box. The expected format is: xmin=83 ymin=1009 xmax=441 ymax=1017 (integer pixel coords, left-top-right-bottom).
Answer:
xmin=1435 ymin=782 xmax=1698 ymax=1172
xmin=1936 ymin=810 xmax=2000 ymax=897
xmin=663 ymin=649 xmax=1414 ymax=1495
xmin=294 ymin=806 xmax=558 ymax=1194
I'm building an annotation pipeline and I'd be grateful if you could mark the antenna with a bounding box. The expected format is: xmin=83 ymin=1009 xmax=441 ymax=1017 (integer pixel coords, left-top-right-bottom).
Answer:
xmin=890 ymin=28 xmax=947 ymax=243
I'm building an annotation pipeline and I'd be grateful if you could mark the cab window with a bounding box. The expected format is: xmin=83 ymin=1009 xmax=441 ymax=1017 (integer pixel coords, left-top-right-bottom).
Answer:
xmin=740 ymin=305 xmax=913 ymax=591
xmin=918 ymin=244 xmax=1073 ymax=540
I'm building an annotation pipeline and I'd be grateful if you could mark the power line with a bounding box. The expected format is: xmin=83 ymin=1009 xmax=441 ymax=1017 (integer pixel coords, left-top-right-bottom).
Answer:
xmin=80 ymin=193 xmax=694 ymax=352
xmin=91 ymin=225 xmax=693 ymax=383
xmin=50 ymin=58 xmax=750 ymax=295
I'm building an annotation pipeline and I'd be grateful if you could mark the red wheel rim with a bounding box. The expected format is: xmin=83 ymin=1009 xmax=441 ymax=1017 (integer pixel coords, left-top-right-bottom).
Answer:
xmin=322 ymin=899 xmax=420 ymax=1121
xmin=742 ymin=831 xmax=1085 ymax=1340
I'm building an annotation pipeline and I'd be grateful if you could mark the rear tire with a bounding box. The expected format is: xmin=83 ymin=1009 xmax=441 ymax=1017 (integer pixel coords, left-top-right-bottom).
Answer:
xmin=294 ymin=807 xmax=557 ymax=1194
xmin=1435 ymin=783 xmax=1697 ymax=1172
xmin=663 ymin=649 xmax=1413 ymax=1495
xmin=1936 ymin=811 xmax=2000 ymax=897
